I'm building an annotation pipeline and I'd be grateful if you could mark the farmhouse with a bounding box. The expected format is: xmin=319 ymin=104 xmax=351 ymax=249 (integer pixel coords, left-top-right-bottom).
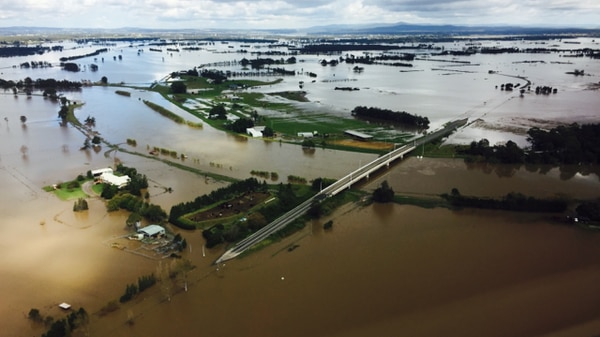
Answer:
xmin=137 ymin=224 xmax=165 ymax=238
xmin=247 ymin=126 xmax=266 ymax=137
xmin=92 ymin=167 xmax=130 ymax=188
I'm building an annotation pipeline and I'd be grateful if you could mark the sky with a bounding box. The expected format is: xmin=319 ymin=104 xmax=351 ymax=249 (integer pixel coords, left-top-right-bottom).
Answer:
xmin=0 ymin=0 xmax=599 ymax=30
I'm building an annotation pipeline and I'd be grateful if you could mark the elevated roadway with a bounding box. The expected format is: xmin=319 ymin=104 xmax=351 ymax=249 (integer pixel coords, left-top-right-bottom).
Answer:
xmin=216 ymin=118 xmax=468 ymax=263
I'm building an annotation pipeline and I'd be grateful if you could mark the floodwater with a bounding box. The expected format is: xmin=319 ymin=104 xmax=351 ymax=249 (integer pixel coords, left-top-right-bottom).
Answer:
xmin=3 ymin=156 xmax=600 ymax=337
xmin=1 ymin=36 xmax=600 ymax=336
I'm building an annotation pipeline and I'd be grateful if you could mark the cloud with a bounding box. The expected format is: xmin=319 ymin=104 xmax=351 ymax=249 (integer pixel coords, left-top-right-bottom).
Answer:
xmin=0 ymin=0 xmax=598 ymax=29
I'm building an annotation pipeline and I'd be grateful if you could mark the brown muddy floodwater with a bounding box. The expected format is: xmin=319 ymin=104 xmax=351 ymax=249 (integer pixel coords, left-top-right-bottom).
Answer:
xmin=87 ymin=204 xmax=600 ymax=337
xmin=4 ymin=157 xmax=597 ymax=337
xmin=0 ymin=148 xmax=600 ymax=337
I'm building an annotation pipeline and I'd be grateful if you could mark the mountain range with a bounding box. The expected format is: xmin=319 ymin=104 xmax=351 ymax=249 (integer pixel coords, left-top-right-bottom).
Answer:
xmin=1 ymin=23 xmax=599 ymax=37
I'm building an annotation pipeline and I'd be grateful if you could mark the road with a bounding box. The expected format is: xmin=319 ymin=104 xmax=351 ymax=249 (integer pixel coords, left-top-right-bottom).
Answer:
xmin=216 ymin=118 xmax=468 ymax=263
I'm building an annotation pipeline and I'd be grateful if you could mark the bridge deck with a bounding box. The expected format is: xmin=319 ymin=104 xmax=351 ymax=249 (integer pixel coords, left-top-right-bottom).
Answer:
xmin=215 ymin=118 xmax=468 ymax=263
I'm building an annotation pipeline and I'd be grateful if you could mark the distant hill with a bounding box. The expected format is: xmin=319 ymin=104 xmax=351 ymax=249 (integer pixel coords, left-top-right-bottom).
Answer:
xmin=300 ymin=22 xmax=600 ymax=35
xmin=1 ymin=24 xmax=599 ymax=38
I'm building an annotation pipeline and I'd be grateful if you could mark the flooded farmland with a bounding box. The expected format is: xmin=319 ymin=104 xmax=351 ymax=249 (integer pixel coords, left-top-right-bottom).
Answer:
xmin=1 ymin=35 xmax=600 ymax=336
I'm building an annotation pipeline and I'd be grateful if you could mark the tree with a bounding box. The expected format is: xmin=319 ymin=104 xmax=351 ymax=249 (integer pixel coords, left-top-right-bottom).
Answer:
xmin=82 ymin=138 xmax=91 ymax=150
xmin=301 ymin=139 xmax=315 ymax=149
xmin=73 ymin=198 xmax=89 ymax=212
xmin=43 ymin=88 xmax=58 ymax=100
xmin=227 ymin=118 xmax=254 ymax=133
xmin=372 ymin=180 xmax=394 ymax=203
xmin=209 ymin=104 xmax=227 ymax=119
xmin=58 ymin=106 xmax=68 ymax=120
xmin=126 ymin=212 xmax=142 ymax=227
xmin=119 ymin=283 xmax=138 ymax=303
xmin=171 ymin=81 xmax=187 ymax=94
xmin=84 ymin=115 xmax=96 ymax=127
xmin=28 ymin=308 xmax=43 ymax=323
xmin=576 ymin=200 xmax=600 ymax=221
xmin=307 ymin=201 xmax=323 ymax=218
xmin=63 ymin=62 xmax=80 ymax=72
xmin=262 ymin=126 xmax=274 ymax=137
xmin=247 ymin=212 xmax=267 ymax=231
xmin=100 ymin=76 xmax=108 ymax=84
xmin=20 ymin=115 xmax=27 ymax=123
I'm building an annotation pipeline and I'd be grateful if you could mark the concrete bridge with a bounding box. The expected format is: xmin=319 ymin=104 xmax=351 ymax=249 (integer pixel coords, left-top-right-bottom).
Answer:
xmin=216 ymin=118 xmax=468 ymax=263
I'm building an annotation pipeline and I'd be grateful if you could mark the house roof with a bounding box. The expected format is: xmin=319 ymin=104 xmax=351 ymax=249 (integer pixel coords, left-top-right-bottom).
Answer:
xmin=246 ymin=128 xmax=263 ymax=137
xmin=344 ymin=130 xmax=373 ymax=140
xmin=138 ymin=224 xmax=165 ymax=236
xmin=91 ymin=167 xmax=113 ymax=176
xmin=100 ymin=173 xmax=130 ymax=187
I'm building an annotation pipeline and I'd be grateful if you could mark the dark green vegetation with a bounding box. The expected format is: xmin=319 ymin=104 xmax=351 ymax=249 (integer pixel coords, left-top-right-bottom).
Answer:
xmin=458 ymin=123 xmax=600 ymax=165
xmin=351 ymin=106 xmax=430 ymax=129
xmin=44 ymin=179 xmax=87 ymax=200
xmin=170 ymin=177 xmax=327 ymax=248
xmin=73 ymin=198 xmax=88 ymax=212
xmin=143 ymin=99 xmax=186 ymax=124
xmin=0 ymin=77 xmax=82 ymax=92
xmin=576 ymin=200 xmax=600 ymax=222
xmin=442 ymin=188 xmax=567 ymax=213
xmin=0 ymin=45 xmax=63 ymax=57
xmin=59 ymin=48 xmax=108 ymax=62
xmin=372 ymin=180 xmax=395 ymax=203
xmin=169 ymin=178 xmax=267 ymax=230
xmin=28 ymin=306 xmax=89 ymax=337
xmin=98 ymin=164 xmax=168 ymax=223
xmin=62 ymin=62 xmax=80 ymax=72
xmin=120 ymin=273 xmax=157 ymax=303
xmin=173 ymin=174 xmax=360 ymax=250
xmin=150 ymin=70 xmax=412 ymax=153
xmin=115 ymin=90 xmax=131 ymax=97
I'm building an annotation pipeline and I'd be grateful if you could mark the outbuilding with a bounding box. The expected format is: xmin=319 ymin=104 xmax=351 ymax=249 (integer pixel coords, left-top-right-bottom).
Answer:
xmin=344 ymin=130 xmax=373 ymax=141
xmin=91 ymin=167 xmax=113 ymax=177
xmin=247 ymin=126 xmax=266 ymax=138
xmin=137 ymin=224 xmax=165 ymax=238
xmin=58 ymin=303 xmax=71 ymax=310
xmin=99 ymin=172 xmax=130 ymax=188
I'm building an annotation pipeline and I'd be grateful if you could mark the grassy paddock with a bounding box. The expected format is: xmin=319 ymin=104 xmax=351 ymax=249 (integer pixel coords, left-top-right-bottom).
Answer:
xmin=44 ymin=181 xmax=88 ymax=200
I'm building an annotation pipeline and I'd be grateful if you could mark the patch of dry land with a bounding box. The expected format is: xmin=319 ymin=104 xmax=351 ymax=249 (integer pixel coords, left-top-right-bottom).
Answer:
xmin=333 ymin=139 xmax=394 ymax=151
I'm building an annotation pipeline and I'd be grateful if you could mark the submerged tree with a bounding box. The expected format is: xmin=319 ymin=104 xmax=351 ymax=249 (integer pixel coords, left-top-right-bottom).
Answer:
xmin=372 ymin=180 xmax=394 ymax=203
xmin=73 ymin=198 xmax=89 ymax=212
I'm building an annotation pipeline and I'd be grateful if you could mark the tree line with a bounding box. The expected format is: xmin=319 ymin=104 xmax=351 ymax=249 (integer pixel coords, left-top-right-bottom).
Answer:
xmin=0 ymin=77 xmax=82 ymax=91
xmin=169 ymin=178 xmax=266 ymax=229
xmin=0 ymin=46 xmax=55 ymax=57
xmin=458 ymin=123 xmax=600 ymax=165
xmin=59 ymin=48 xmax=108 ymax=62
xmin=299 ymin=44 xmax=402 ymax=53
xmin=351 ymin=106 xmax=430 ymax=129
xmin=443 ymin=188 xmax=567 ymax=213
